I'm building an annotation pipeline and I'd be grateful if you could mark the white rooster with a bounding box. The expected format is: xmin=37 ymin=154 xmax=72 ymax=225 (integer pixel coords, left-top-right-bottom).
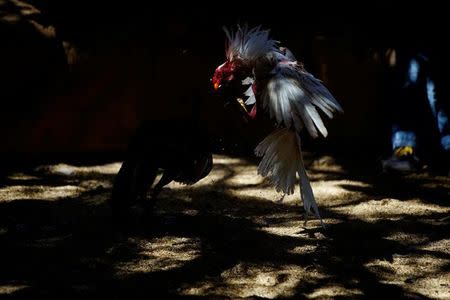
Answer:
xmin=211 ymin=25 xmax=343 ymax=226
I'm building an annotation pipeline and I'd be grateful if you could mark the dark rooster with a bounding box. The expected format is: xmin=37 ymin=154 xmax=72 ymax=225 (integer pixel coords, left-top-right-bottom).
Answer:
xmin=110 ymin=119 xmax=212 ymax=223
xmin=212 ymin=25 xmax=343 ymax=226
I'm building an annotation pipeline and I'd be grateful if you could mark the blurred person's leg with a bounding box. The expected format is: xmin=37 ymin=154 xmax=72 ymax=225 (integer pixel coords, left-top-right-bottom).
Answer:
xmin=426 ymin=77 xmax=450 ymax=151
xmin=426 ymin=67 xmax=450 ymax=174
xmin=383 ymin=51 xmax=428 ymax=172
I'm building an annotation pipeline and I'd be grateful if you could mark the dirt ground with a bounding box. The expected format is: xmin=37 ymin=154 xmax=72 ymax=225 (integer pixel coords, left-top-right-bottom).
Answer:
xmin=0 ymin=154 xmax=449 ymax=299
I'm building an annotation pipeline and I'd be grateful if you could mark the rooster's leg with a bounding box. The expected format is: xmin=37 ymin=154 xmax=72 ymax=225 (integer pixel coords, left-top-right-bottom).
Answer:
xmin=134 ymin=161 xmax=157 ymax=202
xmin=296 ymin=135 xmax=325 ymax=228
xmin=151 ymin=169 xmax=176 ymax=200
xmin=110 ymin=159 xmax=157 ymax=229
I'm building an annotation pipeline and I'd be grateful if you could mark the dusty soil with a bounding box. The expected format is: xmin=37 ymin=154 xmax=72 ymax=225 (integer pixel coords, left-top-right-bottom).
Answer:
xmin=0 ymin=154 xmax=449 ymax=299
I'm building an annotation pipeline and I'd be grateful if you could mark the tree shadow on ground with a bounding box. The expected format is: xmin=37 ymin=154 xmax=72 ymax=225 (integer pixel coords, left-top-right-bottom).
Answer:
xmin=0 ymin=154 xmax=448 ymax=299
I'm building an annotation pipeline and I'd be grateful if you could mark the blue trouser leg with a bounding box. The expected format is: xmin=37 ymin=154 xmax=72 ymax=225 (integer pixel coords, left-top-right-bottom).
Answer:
xmin=391 ymin=55 xmax=424 ymax=150
xmin=426 ymin=77 xmax=450 ymax=151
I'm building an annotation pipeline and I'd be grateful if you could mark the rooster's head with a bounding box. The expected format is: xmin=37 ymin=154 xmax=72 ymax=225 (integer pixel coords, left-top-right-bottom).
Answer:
xmin=211 ymin=25 xmax=278 ymax=119
xmin=211 ymin=59 xmax=255 ymax=120
xmin=211 ymin=59 xmax=249 ymax=91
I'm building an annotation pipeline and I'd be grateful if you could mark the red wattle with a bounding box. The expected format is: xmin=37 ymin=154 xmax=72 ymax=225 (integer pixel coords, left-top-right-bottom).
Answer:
xmin=249 ymin=104 xmax=257 ymax=119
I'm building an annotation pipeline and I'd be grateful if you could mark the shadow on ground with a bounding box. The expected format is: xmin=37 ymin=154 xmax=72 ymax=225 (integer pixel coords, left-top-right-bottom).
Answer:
xmin=0 ymin=154 xmax=448 ymax=299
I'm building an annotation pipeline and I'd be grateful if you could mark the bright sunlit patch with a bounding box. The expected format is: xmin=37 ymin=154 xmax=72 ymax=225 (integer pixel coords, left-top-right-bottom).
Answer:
xmin=225 ymin=165 xmax=265 ymax=186
xmin=310 ymin=180 xmax=369 ymax=201
xmin=79 ymin=179 xmax=112 ymax=190
xmin=288 ymin=244 xmax=319 ymax=254
xmin=306 ymin=285 xmax=363 ymax=298
xmin=0 ymin=284 xmax=30 ymax=295
xmin=0 ymin=185 xmax=84 ymax=202
xmin=179 ymin=263 xmax=306 ymax=299
xmin=212 ymin=155 xmax=251 ymax=165
xmin=385 ymin=232 xmax=430 ymax=246
xmin=7 ymin=173 xmax=40 ymax=181
xmin=35 ymin=162 xmax=122 ymax=176
xmin=333 ymin=198 xmax=449 ymax=221
xmin=115 ymin=237 xmax=201 ymax=276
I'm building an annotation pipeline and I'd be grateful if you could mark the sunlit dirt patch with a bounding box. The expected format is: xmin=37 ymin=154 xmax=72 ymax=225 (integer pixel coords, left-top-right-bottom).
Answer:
xmin=365 ymin=253 xmax=450 ymax=299
xmin=178 ymin=263 xmax=309 ymax=299
xmin=379 ymin=233 xmax=450 ymax=299
xmin=306 ymin=284 xmax=364 ymax=298
xmin=35 ymin=162 xmax=122 ymax=176
xmin=0 ymin=284 xmax=30 ymax=295
xmin=333 ymin=198 xmax=449 ymax=221
xmin=7 ymin=173 xmax=40 ymax=181
xmin=114 ymin=237 xmax=201 ymax=276
xmin=0 ymin=185 xmax=84 ymax=202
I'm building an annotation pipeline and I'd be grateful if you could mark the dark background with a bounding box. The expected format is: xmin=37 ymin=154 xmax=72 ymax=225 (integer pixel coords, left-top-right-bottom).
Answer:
xmin=1 ymin=1 xmax=449 ymax=163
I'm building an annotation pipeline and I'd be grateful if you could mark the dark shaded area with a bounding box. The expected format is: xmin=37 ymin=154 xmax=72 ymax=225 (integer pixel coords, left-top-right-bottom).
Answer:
xmin=110 ymin=119 xmax=213 ymax=223
xmin=2 ymin=1 xmax=450 ymax=161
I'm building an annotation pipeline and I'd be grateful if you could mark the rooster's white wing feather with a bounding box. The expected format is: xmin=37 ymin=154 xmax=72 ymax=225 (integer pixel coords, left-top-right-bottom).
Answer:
xmin=261 ymin=61 xmax=343 ymax=138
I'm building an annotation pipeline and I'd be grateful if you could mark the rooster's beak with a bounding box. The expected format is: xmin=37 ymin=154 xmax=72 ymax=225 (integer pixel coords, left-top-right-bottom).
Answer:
xmin=213 ymin=82 xmax=220 ymax=91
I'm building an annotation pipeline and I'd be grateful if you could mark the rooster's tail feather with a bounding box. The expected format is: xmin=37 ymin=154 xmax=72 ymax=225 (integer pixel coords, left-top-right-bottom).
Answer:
xmin=255 ymin=128 xmax=323 ymax=226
